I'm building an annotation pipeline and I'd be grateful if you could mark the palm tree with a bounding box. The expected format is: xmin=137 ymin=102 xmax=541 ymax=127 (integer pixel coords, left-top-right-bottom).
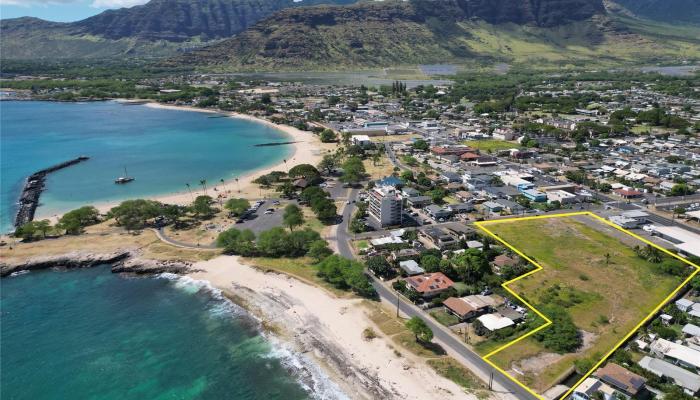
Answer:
xmin=199 ymin=179 xmax=207 ymax=195
xmin=185 ymin=183 xmax=194 ymax=202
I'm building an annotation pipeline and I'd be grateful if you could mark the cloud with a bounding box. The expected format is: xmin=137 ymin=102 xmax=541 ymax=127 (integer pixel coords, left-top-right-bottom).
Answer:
xmin=0 ymin=0 xmax=81 ymax=5
xmin=91 ymin=0 xmax=148 ymax=7
xmin=0 ymin=0 xmax=149 ymax=7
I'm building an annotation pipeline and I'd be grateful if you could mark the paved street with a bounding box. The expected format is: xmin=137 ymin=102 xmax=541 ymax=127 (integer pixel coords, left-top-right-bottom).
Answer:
xmin=333 ymin=188 xmax=535 ymax=400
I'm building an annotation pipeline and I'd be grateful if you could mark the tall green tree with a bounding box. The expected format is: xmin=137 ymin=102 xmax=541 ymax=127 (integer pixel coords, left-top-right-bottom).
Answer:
xmin=191 ymin=195 xmax=216 ymax=219
xmin=405 ymin=317 xmax=433 ymax=343
xmin=340 ymin=156 xmax=366 ymax=185
xmin=283 ymin=204 xmax=304 ymax=231
xmin=58 ymin=206 xmax=100 ymax=235
xmin=225 ymin=198 xmax=250 ymax=216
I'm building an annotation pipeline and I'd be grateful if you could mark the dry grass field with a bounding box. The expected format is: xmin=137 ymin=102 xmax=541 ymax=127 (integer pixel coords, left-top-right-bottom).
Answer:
xmin=480 ymin=215 xmax=691 ymax=393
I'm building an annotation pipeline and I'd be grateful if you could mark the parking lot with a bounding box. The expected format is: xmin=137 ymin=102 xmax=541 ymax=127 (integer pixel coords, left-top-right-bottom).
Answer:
xmin=230 ymin=199 xmax=287 ymax=234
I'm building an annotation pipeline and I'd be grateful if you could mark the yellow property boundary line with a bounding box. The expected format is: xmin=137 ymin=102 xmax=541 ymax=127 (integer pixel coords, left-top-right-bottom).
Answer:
xmin=473 ymin=211 xmax=700 ymax=400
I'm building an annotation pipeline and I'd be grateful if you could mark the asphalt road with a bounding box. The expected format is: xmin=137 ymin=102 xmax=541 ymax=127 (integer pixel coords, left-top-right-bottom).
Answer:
xmin=334 ymin=188 xmax=536 ymax=400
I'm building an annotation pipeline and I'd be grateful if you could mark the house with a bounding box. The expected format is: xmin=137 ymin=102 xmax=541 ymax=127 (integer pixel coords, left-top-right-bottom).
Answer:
xmin=650 ymin=338 xmax=700 ymax=371
xmin=399 ymin=260 xmax=425 ymax=276
xmin=477 ymin=313 xmax=514 ymax=331
xmin=676 ymin=299 xmax=695 ymax=312
xmin=573 ymin=377 xmax=617 ymax=400
xmin=547 ymin=190 xmax=578 ymax=204
xmin=406 ymin=196 xmax=433 ymax=208
xmin=424 ymin=205 xmax=452 ymax=221
xmin=493 ymin=255 xmax=519 ymax=273
xmin=455 ymin=191 xmax=473 ymax=202
xmin=440 ymin=172 xmax=462 ymax=183
xmin=467 ymin=240 xmax=483 ymax=250
xmin=351 ymin=135 xmax=372 ymax=146
xmin=401 ymin=187 xmax=421 ymax=198
xmin=376 ymin=176 xmax=404 ymax=188
xmin=638 ymin=356 xmax=700 ymax=396
xmin=391 ymin=248 xmax=420 ymax=262
xmin=420 ymin=227 xmax=460 ymax=250
xmin=682 ymin=323 xmax=700 ymax=338
xmin=431 ymin=145 xmax=473 ymax=157
xmin=404 ymin=272 xmax=454 ymax=298
xmin=520 ymin=189 xmax=547 ymax=202
xmin=497 ymin=199 xmax=525 ymax=214
xmin=482 ymin=201 xmax=503 ymax=214
xmin=594 ymin=363 xmax=646 ymax=398
xmin=614 ymin=188 xmax=643 ymax=199
xmin=369 ymin=235 xmax=404 ymax=248
xmin=447 ymin=202 xmax=474 ymax=214
xmin=443 ymin=295 xmax=501 ymax=321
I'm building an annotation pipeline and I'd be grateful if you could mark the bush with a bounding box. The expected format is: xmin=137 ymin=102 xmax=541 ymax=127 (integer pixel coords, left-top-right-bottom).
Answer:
xmin=108 ymin=199 xmax=164 ymax=231
xmin=224 ymin=198 xmax=250 ymax=216
xmin=216 ymin=228 xmax=257 ymax=256
xmin=317 ymin=255 xmax=375 ymax=297
xmin=366 ymin=256 xmax=393 ymax=278
xmin=14 ymin=220 xmax=52 ymax=241
xmin=533 ymin=306 xmax=582 ymax=353
xmin=308 ymin=240 xmax=333 ymax=261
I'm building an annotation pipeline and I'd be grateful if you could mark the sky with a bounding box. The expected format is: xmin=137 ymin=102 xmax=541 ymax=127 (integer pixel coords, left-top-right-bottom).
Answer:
xmin=0 ymin=0 xmax=149 ymax=22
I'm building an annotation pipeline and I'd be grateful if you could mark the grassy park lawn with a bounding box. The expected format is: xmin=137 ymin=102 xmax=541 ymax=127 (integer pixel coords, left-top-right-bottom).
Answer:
xmin=464 ymin=139 xmax=520 ymax=153
xmin=479 ymin=215 xmax=691 ymax=394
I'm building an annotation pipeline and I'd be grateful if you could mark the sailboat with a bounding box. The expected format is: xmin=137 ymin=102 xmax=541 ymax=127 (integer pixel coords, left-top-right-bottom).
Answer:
xmin=114 ymin=166 xmax=135 ymax=184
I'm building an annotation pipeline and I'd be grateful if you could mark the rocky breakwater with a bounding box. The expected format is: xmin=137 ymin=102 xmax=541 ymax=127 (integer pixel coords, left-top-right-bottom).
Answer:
xmin=1 ymin=250 xmax=193 ymax=277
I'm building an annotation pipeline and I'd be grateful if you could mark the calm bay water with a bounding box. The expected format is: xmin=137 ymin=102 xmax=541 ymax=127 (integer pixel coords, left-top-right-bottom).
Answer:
xmin=0 ymin=267 xmax=337 ymax=400
xmin=0 ymin=101 xmax=293 ymax=231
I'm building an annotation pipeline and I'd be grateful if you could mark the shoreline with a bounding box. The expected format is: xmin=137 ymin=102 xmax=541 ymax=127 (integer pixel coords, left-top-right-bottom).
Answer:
xmin=1 ymin=253 xmax=477 ymax=400
xmin=29 ymin=100 xmax=324 ymax=222
xmin=188 ymin=255 xmax=478 ymax=400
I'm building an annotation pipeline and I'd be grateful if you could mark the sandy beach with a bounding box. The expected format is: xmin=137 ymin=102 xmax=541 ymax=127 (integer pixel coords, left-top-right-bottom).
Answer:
xmin=35 ymin=101 xmax=325 ymax=221
xmin=189 ymin=255 xmax=480 ymax=400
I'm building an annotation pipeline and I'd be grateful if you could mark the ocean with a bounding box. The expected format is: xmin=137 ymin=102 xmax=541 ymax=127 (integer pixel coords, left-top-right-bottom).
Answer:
xmin=0 ymin=266 xmax=344 ymax=400
xmin=0 ymin=101 xmax=293 ymax=231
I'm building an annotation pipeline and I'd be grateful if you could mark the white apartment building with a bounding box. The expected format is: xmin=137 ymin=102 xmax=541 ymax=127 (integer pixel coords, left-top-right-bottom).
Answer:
xmin=368 ymin=185 xmax=403 ymax=227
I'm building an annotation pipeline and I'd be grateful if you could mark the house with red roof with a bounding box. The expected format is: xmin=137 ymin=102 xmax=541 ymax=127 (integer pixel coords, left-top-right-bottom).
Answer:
xmin=404 ymin=272 xmax=454 ymax=298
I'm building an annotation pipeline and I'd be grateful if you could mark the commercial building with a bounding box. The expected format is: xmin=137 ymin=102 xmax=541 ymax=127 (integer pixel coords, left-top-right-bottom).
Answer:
xmin=368 ymin=185 xmax=403 ymax=227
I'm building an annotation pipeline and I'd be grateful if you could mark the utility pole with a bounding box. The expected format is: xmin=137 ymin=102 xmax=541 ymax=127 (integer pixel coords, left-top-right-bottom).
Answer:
xmin=489 ymin=371 xmax=494 ymax=390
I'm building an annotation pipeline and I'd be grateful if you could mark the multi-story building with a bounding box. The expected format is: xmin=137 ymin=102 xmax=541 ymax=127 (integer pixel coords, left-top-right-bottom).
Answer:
xmin=368 ymin=185 xmax=403 ymax=227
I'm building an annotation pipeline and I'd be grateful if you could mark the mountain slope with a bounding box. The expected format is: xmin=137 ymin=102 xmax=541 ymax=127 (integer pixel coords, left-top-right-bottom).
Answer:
xmin=0 ymin=0 xmax=358 ymax=59
xmin=609 ymin=0 xmax=700 ymax=25
xmin=171 ymin=0 xmax=699 ymax=70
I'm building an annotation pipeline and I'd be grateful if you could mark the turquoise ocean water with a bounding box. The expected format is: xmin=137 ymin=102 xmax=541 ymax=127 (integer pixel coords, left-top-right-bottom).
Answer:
xmin=0 ymin=101 xmax=293 ymax=231
xmin=1 ymin=267 xmax=344 ymax=400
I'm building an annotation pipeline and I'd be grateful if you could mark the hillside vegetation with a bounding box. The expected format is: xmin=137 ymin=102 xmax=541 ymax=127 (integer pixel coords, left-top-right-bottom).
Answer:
xmin=0 ymin=0 xmax=358 ymax=59
xmin=170 ymin=0 xmax=700 ymax=70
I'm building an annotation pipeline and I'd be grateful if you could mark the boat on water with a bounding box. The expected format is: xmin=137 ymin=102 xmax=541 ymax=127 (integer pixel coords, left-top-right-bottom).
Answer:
xmin=115 ymin=167 xmax=134 ymax=184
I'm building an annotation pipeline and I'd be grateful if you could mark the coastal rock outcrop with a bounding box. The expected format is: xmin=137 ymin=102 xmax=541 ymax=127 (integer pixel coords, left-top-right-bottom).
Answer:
xmin=1 ymin=250 xmax=131 ymax=277
xmin=112 ymin=257 xmax=192 ymax=275
xmin=1 ymin=250 xmax=192 ymax=277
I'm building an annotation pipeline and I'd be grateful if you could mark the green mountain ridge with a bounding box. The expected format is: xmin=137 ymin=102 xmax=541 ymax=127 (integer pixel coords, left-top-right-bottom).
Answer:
xmin=0 ymin=0 xmax=358 ymax=59
xmin=169 ymin=0 xmax=700 ymax=70
xmin=2 ymin=0 xmax=699 ymax=69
